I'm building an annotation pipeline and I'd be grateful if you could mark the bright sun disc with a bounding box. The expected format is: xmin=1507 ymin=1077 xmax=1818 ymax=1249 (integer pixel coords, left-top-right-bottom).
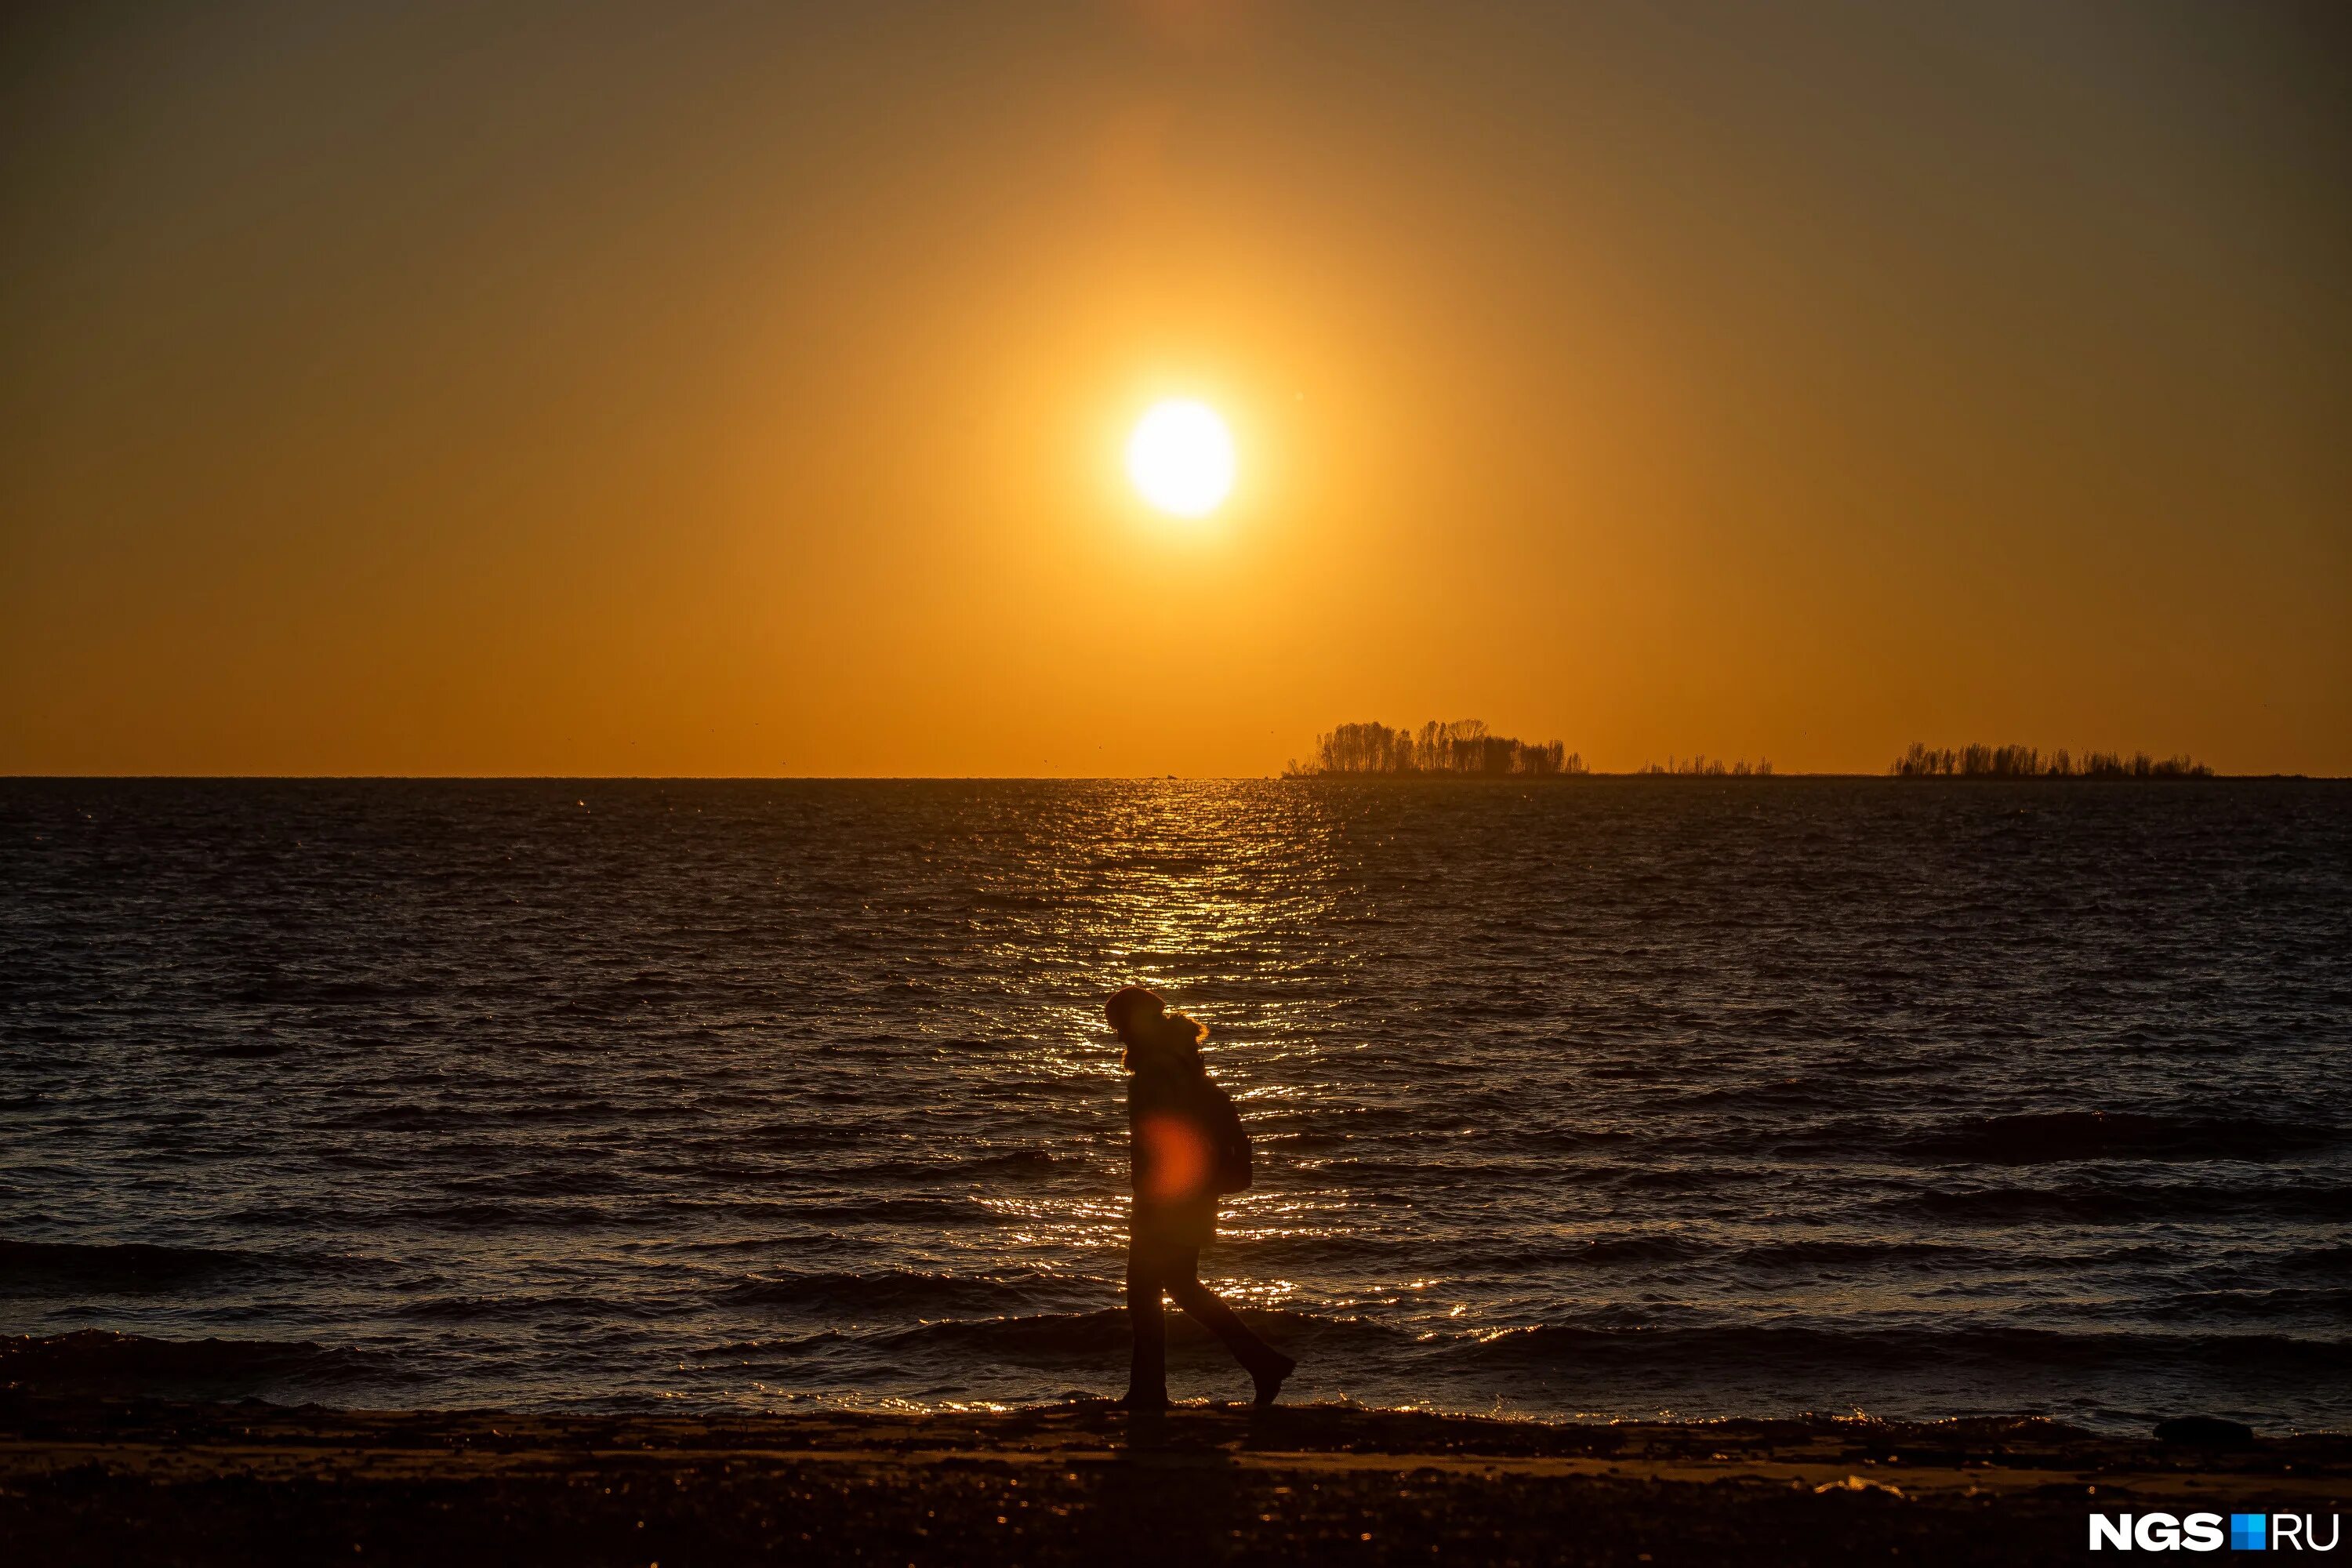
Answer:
xmin=1127 ymin=400 xmax=1235 ymax=517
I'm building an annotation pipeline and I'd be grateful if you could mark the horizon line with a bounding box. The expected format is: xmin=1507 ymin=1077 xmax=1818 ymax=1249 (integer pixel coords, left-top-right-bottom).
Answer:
xmin=2 ymin=771 xmax=2340 ymax=784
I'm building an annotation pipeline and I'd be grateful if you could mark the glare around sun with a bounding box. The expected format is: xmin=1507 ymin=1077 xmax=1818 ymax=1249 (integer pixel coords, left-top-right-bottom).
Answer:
xmin=1127 ymin=400 xmax=1235 ymax=517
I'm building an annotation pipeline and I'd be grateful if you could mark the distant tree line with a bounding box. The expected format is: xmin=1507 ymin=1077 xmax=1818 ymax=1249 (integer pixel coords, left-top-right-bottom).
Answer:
xmin=1889 ymin=742 xmax=2212 ymax=779
xmin=1285 ymin=728 xmax=2215 ymax=779
xmin=1636 ymin=755 xmax=1773 ymax=777
xmin=1287 ymin=720 xmax=1584 ymax=778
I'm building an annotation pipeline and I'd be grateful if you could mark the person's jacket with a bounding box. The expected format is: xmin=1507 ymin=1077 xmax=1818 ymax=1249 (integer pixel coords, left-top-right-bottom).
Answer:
xmin=1128 ymin=1062 xmax=1250 ymax=1247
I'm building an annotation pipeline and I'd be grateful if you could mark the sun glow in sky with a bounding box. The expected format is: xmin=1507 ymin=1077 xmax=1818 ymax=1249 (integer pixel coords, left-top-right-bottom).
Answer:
xmin=1127 ymin=401 xmax=1235 ymax=517
xmin=1 ymin=3 xmax=2346 ymax=776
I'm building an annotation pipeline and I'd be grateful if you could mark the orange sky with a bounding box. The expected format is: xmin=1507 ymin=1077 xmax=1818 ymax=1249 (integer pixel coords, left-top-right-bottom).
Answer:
xmin=4 ymin=2 xmax=2347 ymax=776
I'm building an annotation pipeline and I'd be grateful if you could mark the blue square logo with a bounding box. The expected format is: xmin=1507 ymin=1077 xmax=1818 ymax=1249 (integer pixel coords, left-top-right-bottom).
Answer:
xmin=2231 ymin=1513 xmax=2267 ymax=1551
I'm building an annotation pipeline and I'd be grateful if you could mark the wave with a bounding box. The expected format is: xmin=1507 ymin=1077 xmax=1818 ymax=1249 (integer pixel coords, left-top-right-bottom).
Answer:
xmin=1907 ymin=1112 xmax=2344 ymax=1165
xmin=1897 ymin=1182 xmax=2352 ymax=1225
xmin=2144 ymin=1287 xmax=2352 ymax=1322
xmin=199 ymin=1040 xmax=299 ymax=1060
xmin=393 ymin=1292 xmax=681 ymax=1323
xmin=716 ymin=1305 xmax=1410 ymax=1367
xmin=702 ymin=1308 xmax=2349 ymax=1389
xmin=0 ymin=1330 xmax=401 ymax=1394
xmin=1571 ymin=1163 xmax=1737 ymax=1192
xmin=223 ymin=978 xmax=404 ymax=1007
xmin=1557 ymin=1235 xmax=1707 ymax=1265
xmin=1725 ymin=1239 xmax=1982 ymax=1270
xmin=2281 ymin=1245 xmax=2352 ymax=1280
xmin=1414 ymin=1233 xmax=2189 ymax=1280
xmin=717 ymin=1269 xmax=1094 ymax=1318
xmin=384 ymin=1200 xmax=624 ymax=1229
xmin=701 ymin=1196 xmax=996 ymax=1226
xmin=1450 ymin=1322 xmax=2350 ymax=1381
xmin=1336 ymin=1234 xmax=1987 ymax=1276
xmin=960 ymin=1149 xmax=1077 ymax=1178
xmin=320 ymin=1106 xmax=473 ymax=1131
xmin=0 ymin=1239 xmax=263 ymax=1293
xmin=655 ymin=1149 xmax=1087 ymax=1187
xmin=495 ymin=1100 xmax=629 ymax=1123
xmin=431 ymin=1169 xmax=640 ymax=1199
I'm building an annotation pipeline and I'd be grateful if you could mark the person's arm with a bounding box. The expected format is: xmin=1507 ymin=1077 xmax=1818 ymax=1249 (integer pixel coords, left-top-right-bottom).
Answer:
xmin=1127 ymin=1076 xmax=1159 ymax=1196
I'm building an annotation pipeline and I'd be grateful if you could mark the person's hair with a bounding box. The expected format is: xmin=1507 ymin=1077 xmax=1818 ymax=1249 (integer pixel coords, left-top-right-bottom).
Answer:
xmin=1162 ymin=1011 xmax=1209 ymax=1049
xmin=1108 ymin=985 xmax=1209 ymax=1075
xmin=1106 ymin=985 xmax=1163 ymax=1041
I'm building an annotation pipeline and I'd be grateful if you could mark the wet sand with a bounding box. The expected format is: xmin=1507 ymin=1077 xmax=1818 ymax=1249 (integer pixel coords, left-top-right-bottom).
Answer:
xmin=2 ymin=1391 xmax=2342 ymax=1566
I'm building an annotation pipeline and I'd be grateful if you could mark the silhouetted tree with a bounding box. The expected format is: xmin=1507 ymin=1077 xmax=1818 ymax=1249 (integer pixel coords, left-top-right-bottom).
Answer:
xmin=1889 ymin=742 xmax=2212 ymax=779
xmin=1290 ymin=720 xmax=1585 ymax=778
xmin=1635 ymin=754 xmax=1773 ymax=777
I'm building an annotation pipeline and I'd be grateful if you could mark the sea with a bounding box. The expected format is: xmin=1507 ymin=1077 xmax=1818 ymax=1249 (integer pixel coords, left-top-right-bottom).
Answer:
xmin=2 ymin=779 xmax=2347 ymax=1432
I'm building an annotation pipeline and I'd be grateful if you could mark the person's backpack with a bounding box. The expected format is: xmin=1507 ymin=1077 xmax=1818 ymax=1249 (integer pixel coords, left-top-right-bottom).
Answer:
xmin=1199 ymin=1081 xmax=1253 ymax=1195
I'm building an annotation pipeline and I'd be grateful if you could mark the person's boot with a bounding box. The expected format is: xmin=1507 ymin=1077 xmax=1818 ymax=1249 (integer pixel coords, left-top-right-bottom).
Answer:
xmin=1123 ymin=1305 xmax=1168 ymax=1410
xmin=1247 ymin=1347 xmax=1297 ymax=1408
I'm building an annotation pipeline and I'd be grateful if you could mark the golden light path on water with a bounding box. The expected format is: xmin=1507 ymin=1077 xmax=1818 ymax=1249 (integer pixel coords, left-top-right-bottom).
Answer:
xmin=974 ymin=783 xmax=1360 ymax=1322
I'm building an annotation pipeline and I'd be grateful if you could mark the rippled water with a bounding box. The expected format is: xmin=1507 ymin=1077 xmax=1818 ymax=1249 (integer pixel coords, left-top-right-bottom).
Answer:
xmin=3 ymin=779 xmax=2347 ymax=1431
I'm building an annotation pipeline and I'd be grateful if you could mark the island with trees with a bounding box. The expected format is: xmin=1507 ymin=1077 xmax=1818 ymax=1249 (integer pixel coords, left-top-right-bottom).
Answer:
xmin=1888 ymin=743 xmax=2212 ymax=779
xmin=1282 ymin=723 xmax=2216 ymax=779
xmin=1285 ymin=720 xmax=1581 ymax=778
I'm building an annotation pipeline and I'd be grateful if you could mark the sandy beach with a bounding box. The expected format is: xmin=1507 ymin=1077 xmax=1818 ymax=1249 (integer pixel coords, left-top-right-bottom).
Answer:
xmin=3 ymin=1385 xmax=2342 ymax=1566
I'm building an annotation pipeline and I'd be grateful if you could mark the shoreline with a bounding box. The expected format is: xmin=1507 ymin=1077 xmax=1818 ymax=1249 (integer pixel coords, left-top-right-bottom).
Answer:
xmin=3 ymin=1393 xmax=2343 ymax=1565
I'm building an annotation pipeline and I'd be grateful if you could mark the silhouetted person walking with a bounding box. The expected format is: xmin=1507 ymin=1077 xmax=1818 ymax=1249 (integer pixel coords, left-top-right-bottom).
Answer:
xmin=1107 ymin=985 xmax=1295 ymax=1409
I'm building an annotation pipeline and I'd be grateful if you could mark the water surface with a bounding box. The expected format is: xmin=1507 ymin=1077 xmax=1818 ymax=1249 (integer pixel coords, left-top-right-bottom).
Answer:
xmin=3 ymin=779 xmax=2346 ymax=1430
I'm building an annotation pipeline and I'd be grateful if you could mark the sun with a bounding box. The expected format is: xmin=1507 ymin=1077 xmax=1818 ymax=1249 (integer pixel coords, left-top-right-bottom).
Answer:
xmin=1127 ymin=400 xmax=1235 ymax=517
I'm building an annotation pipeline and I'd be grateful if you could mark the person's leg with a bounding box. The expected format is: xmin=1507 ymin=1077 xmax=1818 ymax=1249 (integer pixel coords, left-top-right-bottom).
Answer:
xmin=1162 ymin=1248 xmax=1296 ymax=1406
xmin=1122 ymin=1236 xmax=1169 ymax=1408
